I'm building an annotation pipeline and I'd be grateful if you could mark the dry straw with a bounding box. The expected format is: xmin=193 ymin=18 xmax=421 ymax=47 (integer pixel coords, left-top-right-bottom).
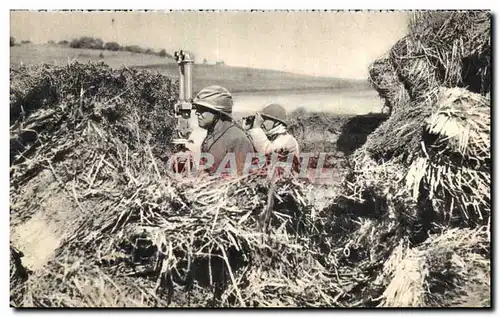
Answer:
xmin=333 ymin=11 xmax=490 ymax=308
xmin=10 ymin=10 xmax=491 ymax=308
xmin=406 ymin=87 xmax=490 ymax=225
xmin=368 ymin=56 xmax=410 ymax=114
xmin=381 ymin=226 xmax=490 ymax=307
xmin=390 ymin=11 xmax=491 ymax=98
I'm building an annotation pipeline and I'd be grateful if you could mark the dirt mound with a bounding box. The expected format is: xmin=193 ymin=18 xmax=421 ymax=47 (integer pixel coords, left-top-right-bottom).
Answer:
xmin=336 ymin=112 xmax=388 ymax=155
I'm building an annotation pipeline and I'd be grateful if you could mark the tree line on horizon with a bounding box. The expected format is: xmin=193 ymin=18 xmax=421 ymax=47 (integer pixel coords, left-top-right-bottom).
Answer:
xmin=10 ymin=35 xmax=174 ymax=59
xmin=68 ymin=36 xmax=173 ymax=59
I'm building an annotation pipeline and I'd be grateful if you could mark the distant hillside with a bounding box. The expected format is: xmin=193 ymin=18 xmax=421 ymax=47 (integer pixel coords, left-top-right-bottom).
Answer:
xmin=10 ymin=44 xmax=370 ymax=93
xmin=135 ymin=63 xmax=370 ymax=93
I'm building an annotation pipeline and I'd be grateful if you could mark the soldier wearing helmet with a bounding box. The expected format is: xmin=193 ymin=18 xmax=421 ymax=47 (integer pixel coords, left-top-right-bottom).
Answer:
xmin=248 ymin=103 xmax=300 ymax=175
xmin=193 ymin=85 xmax=254 ymax=176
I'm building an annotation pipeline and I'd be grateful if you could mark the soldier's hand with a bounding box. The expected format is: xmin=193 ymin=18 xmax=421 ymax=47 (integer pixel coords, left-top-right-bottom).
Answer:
xmin=253 ymin=112 xmax=264 ymax=129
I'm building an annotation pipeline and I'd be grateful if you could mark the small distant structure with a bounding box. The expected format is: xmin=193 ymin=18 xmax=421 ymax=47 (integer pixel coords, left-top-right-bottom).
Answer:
xmin=215 ymin=60 xmax=225 ymax=66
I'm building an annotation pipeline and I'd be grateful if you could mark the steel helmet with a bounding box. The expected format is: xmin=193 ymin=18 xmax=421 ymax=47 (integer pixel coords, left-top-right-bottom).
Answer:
xmin=261 ymin=103 xmax=287 ymax=126
xmin=193 ymin=85 xmax=233 ymax=117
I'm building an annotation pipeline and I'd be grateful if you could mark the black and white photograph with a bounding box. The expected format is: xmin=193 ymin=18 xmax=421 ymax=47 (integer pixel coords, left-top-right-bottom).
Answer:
xmin=8 ymin=9 xmax=492 ymax=308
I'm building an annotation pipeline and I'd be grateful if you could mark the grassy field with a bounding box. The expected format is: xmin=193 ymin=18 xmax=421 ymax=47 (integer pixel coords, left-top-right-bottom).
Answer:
xmin=136 ymin=63 xmax=370 ymax=93
xmin=10 ymin=44 xmax=370 ymax=93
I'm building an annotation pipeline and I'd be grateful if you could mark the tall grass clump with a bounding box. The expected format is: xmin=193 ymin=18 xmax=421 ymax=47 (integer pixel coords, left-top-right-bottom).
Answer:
xmin=329 ymin=10 xmax=491 ymax=308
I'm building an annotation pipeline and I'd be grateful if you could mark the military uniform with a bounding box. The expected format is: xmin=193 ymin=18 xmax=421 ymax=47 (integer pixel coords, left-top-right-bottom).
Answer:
xmin=248 ymin=103 xmax=301 ymax=177
xmin=248 ymin=127 xmax=299 ymax=157
xmin=201 ymin=119 xmax=254 ymax=175
xmin=193 ymin=85 xmax=255 ymax=177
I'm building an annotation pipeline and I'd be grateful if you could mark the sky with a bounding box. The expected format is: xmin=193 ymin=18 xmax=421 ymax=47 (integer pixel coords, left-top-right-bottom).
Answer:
xmin=10 ymin=10 xmax=410 ymax=79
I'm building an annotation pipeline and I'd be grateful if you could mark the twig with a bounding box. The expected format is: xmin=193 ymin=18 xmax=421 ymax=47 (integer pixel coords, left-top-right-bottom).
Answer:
xmin=147 ymin=143 xmax=161 ymax=179
xmin=218 ymin=244 xmax=245 ymax=307
xmin=88 ymin=154 xmax=105 ymax=189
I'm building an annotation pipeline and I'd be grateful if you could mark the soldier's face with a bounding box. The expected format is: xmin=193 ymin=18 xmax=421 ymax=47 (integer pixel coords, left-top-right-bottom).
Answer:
xmin=262 ymin=119 xmax=275 ymax=131
xmin=195 ymin=106 xmax=216 ymax=129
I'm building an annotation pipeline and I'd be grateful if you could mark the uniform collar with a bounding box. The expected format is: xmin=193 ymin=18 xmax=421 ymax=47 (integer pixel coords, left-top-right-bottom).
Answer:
xmin=201 ymin=119 xmax=234 ymax=151
xmin=208 ymin=118 xmax=233 ymax=137
xmin=265 ymin=124 xmax=287 ymax=141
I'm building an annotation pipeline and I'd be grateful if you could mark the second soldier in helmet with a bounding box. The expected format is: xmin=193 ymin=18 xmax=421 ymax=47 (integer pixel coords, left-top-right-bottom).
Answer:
xmin=247 ymin=103 xmax=300 ymax=175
